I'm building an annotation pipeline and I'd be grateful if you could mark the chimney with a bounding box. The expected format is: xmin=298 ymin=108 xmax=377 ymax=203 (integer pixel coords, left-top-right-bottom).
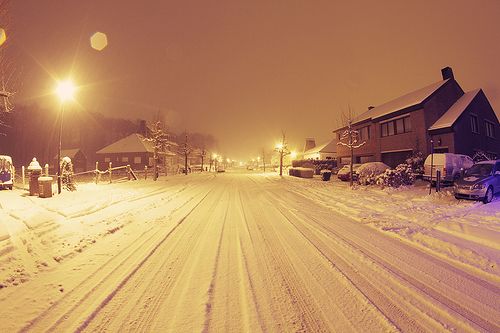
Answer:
xmin=304 ymin=138 xmax=316 ymax=152
xmin=368 ymin=106 xmax=375 ymax=110
xmin=441 ymin=66 xmax=454 ymax=80
xmin=138 ymin=120 xmax=147 ymax=136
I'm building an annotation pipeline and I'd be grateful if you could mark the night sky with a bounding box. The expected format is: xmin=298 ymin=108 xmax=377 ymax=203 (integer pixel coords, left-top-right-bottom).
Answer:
xmin=9 ymin=0 xmax=500 ymax=160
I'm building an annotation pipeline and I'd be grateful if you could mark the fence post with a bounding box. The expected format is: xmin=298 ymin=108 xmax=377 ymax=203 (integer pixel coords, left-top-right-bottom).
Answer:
xmin=127 ymin=165 xmax=131 ymax=180
xmin=44 ymin=164 xmax=49 ymax=177
xmin=436 ymin=170 xmax=441 ymax=192
xmin=109 ymin=162 xmax=112 ymax=183
xmin=22 ymin=166 xmax=25 ymax=189
xmin=95 ymin=161 xmax=99 ymax=184
xmin=144 ymin=166 xmax=148 ymax=180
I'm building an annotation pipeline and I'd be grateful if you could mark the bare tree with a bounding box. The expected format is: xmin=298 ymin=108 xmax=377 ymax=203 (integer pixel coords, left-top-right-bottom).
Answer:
xmin=0 ymin=0 xmax=16 ymax=133
xmin=199 ymin=146 xmax=207 ymax=172
xmin=261 ymin=148 xmax=267 ymax=172
xmin=337 ymin=110 xmax=366 ymax=186
xmin=143 ymin=121 xmax=170 ymax=181
xmin=274 ymin=131 xmax=290 ymax=176
xmin=179 ymin=131 xmax=191 ymax=175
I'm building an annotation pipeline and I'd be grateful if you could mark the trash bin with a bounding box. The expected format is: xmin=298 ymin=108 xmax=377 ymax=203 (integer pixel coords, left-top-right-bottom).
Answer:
xmin=38 ymin=176 xmax=53 ymax=198
xmin=321 ymin=170 xmax=332 ymax=181
xmin=27 ymin=158 xmax=42 ymax=196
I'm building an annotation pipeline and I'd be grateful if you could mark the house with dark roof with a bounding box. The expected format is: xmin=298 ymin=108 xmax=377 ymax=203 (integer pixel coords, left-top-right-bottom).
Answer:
xmin=95 ymin=133 xmax=177 ymax=172
xmin=334 ymin=67 xmax=499 ymax=167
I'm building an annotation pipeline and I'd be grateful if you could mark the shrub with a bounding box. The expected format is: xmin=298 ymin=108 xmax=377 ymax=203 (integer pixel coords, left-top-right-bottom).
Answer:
xmin=376 ymin=163 xmax=415 ymax=188
xmin=357 ymin=162 xmax=390 ymax=185
xmin=405 ymin=151 xmax=424 ymax=176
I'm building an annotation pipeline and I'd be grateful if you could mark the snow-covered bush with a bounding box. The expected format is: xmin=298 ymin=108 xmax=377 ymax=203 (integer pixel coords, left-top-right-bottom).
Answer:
xmin=405 ymin=151 xmax=424 ymax=176
xmin=376 ymin=163 xmax=415 ymax=188
xmin=61 ymin=156 xmax=77 ymax=191
xmin=357 ymin=162 xmax=390 ymax=185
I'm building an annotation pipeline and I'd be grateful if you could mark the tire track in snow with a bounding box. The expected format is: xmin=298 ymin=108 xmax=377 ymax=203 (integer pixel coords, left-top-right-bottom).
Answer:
xmin=268 ymin=187 xmax=500 ymax=332
xmin=75 ymin=186 xmax=215 ymax=332
xmin=17 ymin=184 xmax=214 ymax=332
xmin=86 ymin=182 xmax=228 ymax=332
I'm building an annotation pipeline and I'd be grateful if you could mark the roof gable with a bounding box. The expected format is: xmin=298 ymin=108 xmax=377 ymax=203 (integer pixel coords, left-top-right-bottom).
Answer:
xmin=96 ymin=133 xmax=154 ymax=154
xmin=429 ymin=89 xmax=480 ymax=131
xmin=353 ymin=79 xmax=450 ymax=124
xmin=303 ymin=139 xmax=337 ymax=155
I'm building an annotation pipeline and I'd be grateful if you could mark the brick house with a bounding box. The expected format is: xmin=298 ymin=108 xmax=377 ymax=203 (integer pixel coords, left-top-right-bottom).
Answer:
xmin=334 ymin=67 xmax=500 ymax=167
xmin=95 ymin=133 xmax=177 ymax=172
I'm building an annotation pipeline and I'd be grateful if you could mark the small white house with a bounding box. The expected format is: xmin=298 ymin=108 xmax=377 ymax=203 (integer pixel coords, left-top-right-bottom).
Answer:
xmin=302 ymin=139 xmax=337 ymax=160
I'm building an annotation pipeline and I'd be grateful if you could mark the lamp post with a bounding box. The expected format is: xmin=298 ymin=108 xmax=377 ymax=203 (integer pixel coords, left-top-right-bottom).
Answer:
xmin=55 ymin=80 xmax=76 ymax=194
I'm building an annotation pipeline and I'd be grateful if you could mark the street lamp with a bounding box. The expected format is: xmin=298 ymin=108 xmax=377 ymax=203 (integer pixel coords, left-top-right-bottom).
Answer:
xmin=55 ymin=79 xmax=76 ymax=194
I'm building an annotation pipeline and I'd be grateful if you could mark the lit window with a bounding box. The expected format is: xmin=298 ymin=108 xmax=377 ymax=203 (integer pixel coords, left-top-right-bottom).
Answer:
xmin=122 ymin=156 xmax=129 ymax=163
xmin=381 ymin=123 xmax=388 ymax=137
xmin=104 ymin=157 xmax=111 ymax=163
xmin=134 ymin=156 xmax=142 ymax=164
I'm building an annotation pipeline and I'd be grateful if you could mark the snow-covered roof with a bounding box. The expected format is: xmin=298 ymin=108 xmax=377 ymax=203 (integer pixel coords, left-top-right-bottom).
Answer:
xmin=303 ymin=139 xmax=337 ymax=155
xmin=61 ymin=149 xmax=82 ymax=159
xmin=428 ymin=89 xmax=480 ymax=131
xmin=96 ymin=133 xmax=155 ymax=154
xmin=52 ymin=148 xmax=86 ymax=160
xmin=351 ymin=79 xmax=450 ymax=125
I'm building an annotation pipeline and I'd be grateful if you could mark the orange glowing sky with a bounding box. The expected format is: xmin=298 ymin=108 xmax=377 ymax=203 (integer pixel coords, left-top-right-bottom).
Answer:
xmin=10 ymin=0 xmax=500 ymax=159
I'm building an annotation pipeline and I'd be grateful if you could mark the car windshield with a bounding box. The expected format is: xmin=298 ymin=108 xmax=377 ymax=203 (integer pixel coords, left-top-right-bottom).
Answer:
xmin=466 ymin=164 xmax=493 ymax=177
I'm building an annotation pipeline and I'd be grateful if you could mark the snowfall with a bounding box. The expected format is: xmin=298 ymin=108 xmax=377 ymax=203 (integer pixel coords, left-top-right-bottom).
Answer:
xmin=0 ymin=170 xmax=498 ymax=332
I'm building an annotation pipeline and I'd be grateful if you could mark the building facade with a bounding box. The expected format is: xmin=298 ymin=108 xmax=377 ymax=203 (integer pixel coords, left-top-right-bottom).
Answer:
xmin=334 ymin=67 xmax=499 ymax=167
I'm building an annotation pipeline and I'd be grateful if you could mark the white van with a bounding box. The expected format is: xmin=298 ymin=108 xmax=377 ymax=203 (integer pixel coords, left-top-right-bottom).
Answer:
xmin=423 ymin=153 xmax=473 ymax=184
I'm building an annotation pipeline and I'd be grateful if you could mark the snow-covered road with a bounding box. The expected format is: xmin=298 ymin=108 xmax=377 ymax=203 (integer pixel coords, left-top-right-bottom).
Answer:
xmin=0 ymin=171 xmax=499 ymax=332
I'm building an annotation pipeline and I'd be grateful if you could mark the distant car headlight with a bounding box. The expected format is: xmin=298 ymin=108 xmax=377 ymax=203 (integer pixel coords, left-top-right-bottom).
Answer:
xmin=471 ymin=183 xmax=485 ymax=190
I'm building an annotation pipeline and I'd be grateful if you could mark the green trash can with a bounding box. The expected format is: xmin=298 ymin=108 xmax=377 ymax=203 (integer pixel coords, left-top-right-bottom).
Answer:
xmin=321 ymin=170 xmax=332 ymax=181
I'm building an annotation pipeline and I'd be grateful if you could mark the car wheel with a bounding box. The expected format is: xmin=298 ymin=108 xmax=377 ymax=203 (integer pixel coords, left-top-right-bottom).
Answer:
xmin=483 ymin=186 xmax=493 ymax=204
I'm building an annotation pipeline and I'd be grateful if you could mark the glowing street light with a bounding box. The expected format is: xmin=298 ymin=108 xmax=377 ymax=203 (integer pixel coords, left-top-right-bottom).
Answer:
xmin=56 ymin=80 xmax=76 ymax=102
xmin=0 ymin=28 xmax=7 ymax=47
xmin=55 ymin=79 xmax=76 ymax=194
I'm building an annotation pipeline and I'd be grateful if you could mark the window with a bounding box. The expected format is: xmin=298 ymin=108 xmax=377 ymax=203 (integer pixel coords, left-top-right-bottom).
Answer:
xmin=381 ymin=123 xmax=388 ymax=137
xmin=396 ymin=118 xmax=404 ymax=134
xmin=358 ymin=126 xmax=370 ymax=141
xmin=381 ymin=115 xmax=411 ymax=137
xmin=104 ymin=157 xmax=111 ymax=163
xmin=470 ymin=115 xmax=479 ymax=133
xmin=121 ymin=156 xmax=129 ymax=163
xmin=388 ymin=121 xmax=395 ymax=136
xmin=404 ymin=116 xmax=412 ymax=132
xmin=485 ymin=121 xmax=495 ymax=138
xmin=134 ymin=156 xmax=142 ymax=164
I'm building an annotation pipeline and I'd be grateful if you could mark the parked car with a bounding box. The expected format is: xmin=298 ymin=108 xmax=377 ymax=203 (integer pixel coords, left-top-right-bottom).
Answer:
xmin=423 ymin=153 xmax=473 ymax=184
xmin=337 ymin=164 xmax=362 ymax=181
xmin=454 ymin=160 xmax=500 ymax=203
xmin=0 ymin=155 xmax=14 ymax=190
